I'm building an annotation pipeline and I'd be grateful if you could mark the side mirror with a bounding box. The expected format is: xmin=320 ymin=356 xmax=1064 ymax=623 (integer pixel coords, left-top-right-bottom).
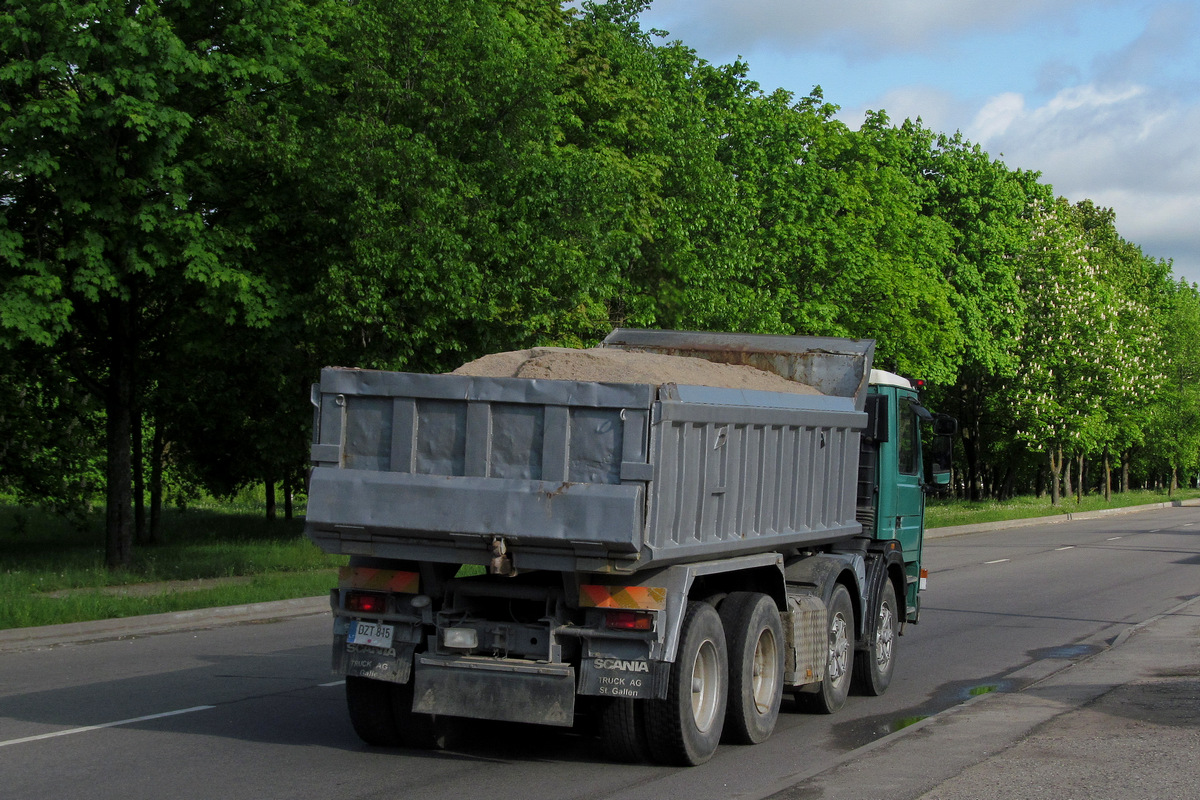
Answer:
xmin=927 ymin=414 xmax=956 ymax=491
xmin=932 ymin=413 xmax=957 ymax=437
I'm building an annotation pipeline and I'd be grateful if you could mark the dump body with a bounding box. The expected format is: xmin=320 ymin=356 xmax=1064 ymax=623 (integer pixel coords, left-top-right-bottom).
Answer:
xmin=305 ymin=330 xmax=875 ymax=574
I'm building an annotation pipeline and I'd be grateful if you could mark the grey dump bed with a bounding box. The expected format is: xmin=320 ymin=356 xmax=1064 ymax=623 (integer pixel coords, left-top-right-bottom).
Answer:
xmin=305 ymin=330 xmax=874 ymax=574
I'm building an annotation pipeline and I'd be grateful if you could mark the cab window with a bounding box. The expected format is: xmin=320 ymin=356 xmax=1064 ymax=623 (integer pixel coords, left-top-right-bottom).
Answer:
xmin=898 ymin=404 xmax=919 ymax=475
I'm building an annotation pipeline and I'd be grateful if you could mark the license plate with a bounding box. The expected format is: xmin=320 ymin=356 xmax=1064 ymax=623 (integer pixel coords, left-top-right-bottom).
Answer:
xmin=347 ymin=620 xmax=394 ymax=649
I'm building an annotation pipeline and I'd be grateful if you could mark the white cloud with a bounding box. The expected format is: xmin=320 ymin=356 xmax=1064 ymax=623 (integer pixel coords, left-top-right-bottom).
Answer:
xmin=970 ymin=92 xmax=1026 ymax=142
xmin=643 ymin=0 xmax=1088 ymax=54
xmin=969 ymin=83 xmax=1200 ymax=281
xmin=837 ymin=85 xmax=969 ymax=133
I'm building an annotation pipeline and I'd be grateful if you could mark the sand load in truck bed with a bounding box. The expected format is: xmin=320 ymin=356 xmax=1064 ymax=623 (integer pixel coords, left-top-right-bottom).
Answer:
xmin=452 ymin=347 xmax=823 ymax=395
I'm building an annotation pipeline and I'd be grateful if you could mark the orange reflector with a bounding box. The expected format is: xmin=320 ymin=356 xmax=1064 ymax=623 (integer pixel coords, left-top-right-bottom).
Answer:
xmin=579 ymin=585 xmax=667 ymax=611
xmin=339 ymin=567 xmax=420 ymax=594
xmin=605 ymin=610 xmax=653 ymax=631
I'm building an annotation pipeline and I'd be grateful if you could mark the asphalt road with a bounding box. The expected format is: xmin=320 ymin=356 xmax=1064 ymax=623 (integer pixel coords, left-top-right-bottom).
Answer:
xmin=2 ymin=506 xmax=1198 ymax=800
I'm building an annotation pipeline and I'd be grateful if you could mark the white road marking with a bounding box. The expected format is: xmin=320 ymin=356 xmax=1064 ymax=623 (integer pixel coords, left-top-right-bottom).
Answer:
xmin=1055 ymin=546 xmax=1075 ymax=551
xmin=1108 ymin=536 xmax=1123 ymax=541
xmin=0 ymin=706 xmax=214 ymax=749
xmin=320 ymin=680 xmax=346 ymax=687
xmin=985 ymin=559 xmax=1010 ymax=565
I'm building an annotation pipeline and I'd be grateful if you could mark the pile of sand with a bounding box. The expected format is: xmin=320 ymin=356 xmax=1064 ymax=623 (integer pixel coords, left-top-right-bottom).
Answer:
xmin=452 ymin=347 xmax=822 ymax=395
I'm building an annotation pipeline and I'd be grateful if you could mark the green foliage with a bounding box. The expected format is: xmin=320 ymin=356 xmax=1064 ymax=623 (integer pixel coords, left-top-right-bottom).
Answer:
xmin=2 ymin=0 xmax=1198 ymax=562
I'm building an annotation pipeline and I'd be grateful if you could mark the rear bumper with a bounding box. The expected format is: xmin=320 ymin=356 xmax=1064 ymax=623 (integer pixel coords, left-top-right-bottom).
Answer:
xmin=412 ymin=653 xmax=576 ymax=727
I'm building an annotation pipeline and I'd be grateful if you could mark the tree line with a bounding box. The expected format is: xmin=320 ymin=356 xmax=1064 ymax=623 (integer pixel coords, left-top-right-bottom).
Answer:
xmin=3 ymin=0 xmax=1197 ymax=568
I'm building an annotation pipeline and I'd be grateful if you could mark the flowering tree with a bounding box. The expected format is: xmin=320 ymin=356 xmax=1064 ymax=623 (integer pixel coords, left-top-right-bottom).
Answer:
xmin=1009 ymin=199 xmax=1156 ymax=502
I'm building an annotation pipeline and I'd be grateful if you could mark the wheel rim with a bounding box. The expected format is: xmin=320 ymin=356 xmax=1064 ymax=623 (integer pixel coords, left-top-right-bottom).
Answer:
xmin=690 ymin=638 xmax=721 ymax=732
xmin=875 ymin=600 xmax=895 ymax=670
xmin=751 ymin=627 xmax=780 ymax=713
xmin=829 ymin=612 xmax=850 ymax=684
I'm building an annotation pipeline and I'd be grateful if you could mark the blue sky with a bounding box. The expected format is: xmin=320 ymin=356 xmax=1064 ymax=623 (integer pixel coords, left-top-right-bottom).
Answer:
xmin=638 ymin=0 xmax=1200 ymax=285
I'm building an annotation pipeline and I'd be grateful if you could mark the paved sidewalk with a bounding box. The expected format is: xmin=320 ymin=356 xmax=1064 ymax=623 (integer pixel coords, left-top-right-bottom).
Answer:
xmin=770 ymin=596 xmax=1200 ymax=800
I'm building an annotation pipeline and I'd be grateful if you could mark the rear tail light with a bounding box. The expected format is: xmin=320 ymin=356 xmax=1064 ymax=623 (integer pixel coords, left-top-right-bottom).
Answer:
xmin=345 ymin=591 xmax=386 ymax=614
xmin=605 ymin=610 xmax=653 ymax=631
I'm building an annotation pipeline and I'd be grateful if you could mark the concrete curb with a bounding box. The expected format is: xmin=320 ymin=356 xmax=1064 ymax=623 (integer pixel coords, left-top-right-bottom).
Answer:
xmin=0 ymin=595 xmax=330 ymax=653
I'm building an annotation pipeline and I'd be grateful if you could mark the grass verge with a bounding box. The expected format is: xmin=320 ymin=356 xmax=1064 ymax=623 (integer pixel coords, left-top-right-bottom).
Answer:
xmin=0 ymin=499 xmax=346 ymax=631
xmin=925 ymin=488 xmax=1200 ymax=528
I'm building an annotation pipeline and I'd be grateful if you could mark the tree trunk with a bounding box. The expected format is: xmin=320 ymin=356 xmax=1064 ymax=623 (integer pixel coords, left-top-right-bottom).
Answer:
xmin=1063 ymin=451 xmax=1073 ymax=500
xmin=134 ymin=405 xmax=147 ymax=544
xmin=1076 ymin=453 xmax=1085 ymax=503
xmin=963 ymin=426 xmax=981 ymax=501
xmin=1103 ymin=449 xmax=1112 ymax=501
xmin=283 ymin=470 xmax=294 ymax=521
xmin=265 ymin=475 xmax=276 ymax=521
xmin=149 ymin=419 xmax=164 ymax=544
xmin=105 ymin=300 xmax=135 ymax=570
xmin=1121 ymin=449 xmax=1131 ymax=493
xmin=1049 ymin=449 xmax=1062 ymax=505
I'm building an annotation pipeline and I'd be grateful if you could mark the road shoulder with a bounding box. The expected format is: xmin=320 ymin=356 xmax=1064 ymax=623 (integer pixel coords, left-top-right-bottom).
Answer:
xmin=765 ymin=595 xmax=1200 ymax=800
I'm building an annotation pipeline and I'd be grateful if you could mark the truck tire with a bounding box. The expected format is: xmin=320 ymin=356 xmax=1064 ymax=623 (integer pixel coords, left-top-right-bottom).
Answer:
xmin=719 ymin=592 xmax=784 ymax=744
xmin=644 ymin=601 xmax=728 ymax=765
xmin=853 ymin=580 xmax=898 ymax=696
xmin=391 ymin=678 xmax=453 ymax=750
xmin=597 ymin=698 xmax=649 ymax=762
xmin=801 ymin=583 xmax=854 ymax=714
xmin=346 ymin=676 xmax=401 ymax=746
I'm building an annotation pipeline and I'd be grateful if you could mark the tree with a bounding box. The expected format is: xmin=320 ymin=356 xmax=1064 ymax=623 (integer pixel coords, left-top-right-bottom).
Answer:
xmin=1144 ymin=282 xmax=1200 ymax=492
xmin=1 ymin=0 xmax=331 ymax=566
xmin=1008 ymin=198 xmax=1147 ymax=503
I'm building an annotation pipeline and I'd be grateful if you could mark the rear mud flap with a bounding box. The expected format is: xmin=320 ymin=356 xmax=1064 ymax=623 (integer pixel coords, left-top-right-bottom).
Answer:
xmin=334 ymin=635 xmax=414 ymax=683
xmin=412 ymin=654 xmax=576 ymax=726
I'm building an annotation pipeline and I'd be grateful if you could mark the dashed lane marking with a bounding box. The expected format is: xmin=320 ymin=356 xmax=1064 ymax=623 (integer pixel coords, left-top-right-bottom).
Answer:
xmin=0 ymin=706 xmax=214 ymax=749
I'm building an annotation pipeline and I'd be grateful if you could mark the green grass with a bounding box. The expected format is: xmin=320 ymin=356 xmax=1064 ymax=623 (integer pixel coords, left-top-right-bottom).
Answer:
xmin=925 ymin=488 xmax=1200 ymax=529
xmin=0 ymin=498 xmax=346 ymax=631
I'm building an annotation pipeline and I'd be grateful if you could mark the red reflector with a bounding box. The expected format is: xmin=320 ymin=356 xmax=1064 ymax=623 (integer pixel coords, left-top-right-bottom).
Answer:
xmin=346 ymin=591 xmax=386 ymax=614
xmin=605 ymin=610 xmax=653 ymax=631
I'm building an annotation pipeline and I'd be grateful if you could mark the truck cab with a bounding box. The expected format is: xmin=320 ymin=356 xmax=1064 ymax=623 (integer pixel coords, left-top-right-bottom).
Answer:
xmin=861 ymin=370 xmax=955 ymax=623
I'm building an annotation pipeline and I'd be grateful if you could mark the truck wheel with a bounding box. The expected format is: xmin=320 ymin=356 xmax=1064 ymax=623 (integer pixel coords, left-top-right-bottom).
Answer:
xmin=346 ymin=676 xmax=401 ymax=746
xmin=391 ymin=678 xmax=453 ymax=750
xmin=802 ymin=584 xmax=854 ymax=714
xmin=719 ymin=592 xmax=784 ymax=744
xmin=597 ymin=698 xmax=648 ymax=762
xmin=644 ymin=601 xmax=728 ymax=765
xmin=853 ymin=581 xmax=898 ymax=696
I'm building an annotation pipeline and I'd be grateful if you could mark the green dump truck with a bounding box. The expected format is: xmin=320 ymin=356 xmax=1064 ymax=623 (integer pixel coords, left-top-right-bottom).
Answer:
xmin=304 ymin=329 xmax=955 ymax=765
